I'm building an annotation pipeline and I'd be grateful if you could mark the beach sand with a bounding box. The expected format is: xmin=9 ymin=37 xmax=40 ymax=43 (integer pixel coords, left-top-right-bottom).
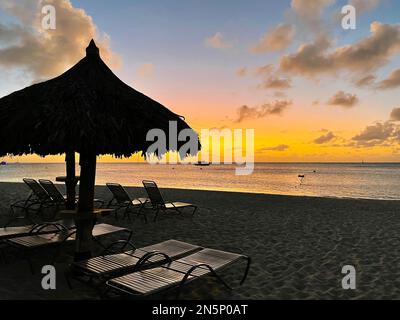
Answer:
xmin=0 ymin=181 xmax=399 ymax=299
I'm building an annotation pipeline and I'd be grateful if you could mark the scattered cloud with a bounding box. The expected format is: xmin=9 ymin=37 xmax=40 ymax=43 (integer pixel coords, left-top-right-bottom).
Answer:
xmin=290 ymin=0 xmax=335 ymax=30
xmin=314 ymin=131 xmax=336 ymax=144
xmin=355 ymin=74 xmax=377 ymax=88
xmin=390 ymin=108 xmax=400 ymax=121
xmin=0 ymin=0 xmax=120 ymax=82
xmin=251 ymin=24 xmax=294 ymax=53
xmin=274 ymin=91 xmax=287 ymax=98
xmin=327 ymin=91 xmax=359 ymax=108
xmin=376 ymin=68 xmax=400 ymax=90
xmin=236 ymin=67 xmax=247 ymax=77
xmin=235 ymin=100 xmax=292 ymax=122
xmin=352 ymin=121 xmax=397 ymax=145
xmin=255 ymin=64 xmax=274 ymax=76
xmin=349 ymin=0 xmax=381 ymax=13
xmin=260 ymin=144 xmax=290 ymax=152
xmin=205 ymin=32 xmax=232 ymax=50
xmin=137 ymin=63 xmax=155 ymax=78
xmin=259 ymin=77 xmax=292 ymax=90
xmin=280 ymin=22 xmax=400 ymax=77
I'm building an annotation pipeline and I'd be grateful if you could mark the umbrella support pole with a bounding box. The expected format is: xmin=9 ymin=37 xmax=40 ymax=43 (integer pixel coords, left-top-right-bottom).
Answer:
xmin=65 ymin=151 xmax=76 ymax=210
xmin=74 ymin=153 xmax=97 ymax=261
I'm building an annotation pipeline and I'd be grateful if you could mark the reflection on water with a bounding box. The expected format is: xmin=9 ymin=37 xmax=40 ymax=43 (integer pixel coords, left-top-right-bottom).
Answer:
xmin=0 ymin=162 xmax=399 ymax=200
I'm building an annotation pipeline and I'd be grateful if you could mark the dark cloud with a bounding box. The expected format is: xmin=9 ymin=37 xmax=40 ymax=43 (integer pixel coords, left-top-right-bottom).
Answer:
xmin=259 ymin=77 xmax=292 ymax=89
xmin=0 ymin=0 xmax=120 ymax=81
xmin=349 ymin=0 xmax=381 ymax=13
xmin=390 ymin=108 xmax=400 ymax=121
xmin=314 ymin=131 xmax=336 ymax=144
xmin=290 ymin=0 xmax=334 ymax=31
xmin=280 ymin=23 xmax=400 ymax=77
xmin=355 ymin=74 xmax=377 ymax=88
xmin=260 ymin=144 xmax=290 ymax=152
xmin=252 ymin=24 xmax=294 ymax=53
xmin=255 ymin=64 xmax=274 ymax=76
xmin=327 ymin=91 xmax=359 ymax=108
xmin=376 ymin=69 xmax=400 ymax=90
xmin=352 ymin=121 xmax=396 ymax=145
xmin=235 ymin=100 xmax=292 ymax=122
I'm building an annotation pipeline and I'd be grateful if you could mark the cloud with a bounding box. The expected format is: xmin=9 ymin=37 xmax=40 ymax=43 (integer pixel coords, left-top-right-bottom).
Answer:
xmin=236 ymin=100 xmax=292 ymax=122
xmin=236 ymin=67 xmax=247 ymax=77
xmin=314 ymin=131 xmax=336 ymax=144
xmin=137 ymin=63 xmax=155 ymax=78
xmin=0 ymin=0 xmax=120 ymax=82
xmin=327 ymin=91 xmax=359 ymax=108
xmin=349 ymin=0 xmax=381 ymax=13
xmin=259 ymin=77 xmax=292 ymax=89
xmin=251 ymin=24 xmax=294 ymax=53
xmin=274 ymin=91 xmax=287 ymax=98
xmin=280 ymin=22 xmax=400 ymax=77
xmin=376 ymin=69 xmax=400 ymax=90
xmin=355 ymin=74 xmax=376 ymax=88
xmin=260 ymin=144 xmax=290 ymax=152
xmin=290 ymin=0 xmax=335 ymax=30
xmin=390 ymin=108 xmax=400 ymax=121
xmin=352 ymin=121 xmax=396 ymax=144
xmin=205 ymin=32 xmax=232 ymax=50
xmin=255 ymin=64 xmax=274 ymax=76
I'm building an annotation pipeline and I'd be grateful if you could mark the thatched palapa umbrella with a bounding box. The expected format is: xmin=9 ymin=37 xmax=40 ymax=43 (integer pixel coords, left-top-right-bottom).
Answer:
xmin=0 ymin=40 xmax=199 ymax=260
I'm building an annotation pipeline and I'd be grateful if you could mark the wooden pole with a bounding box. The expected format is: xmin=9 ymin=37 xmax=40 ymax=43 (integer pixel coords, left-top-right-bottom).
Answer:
xmin=65 ymin=151 xmax=76 ymax=210
xmin=74 ymin=152 xmax=97 ymax=261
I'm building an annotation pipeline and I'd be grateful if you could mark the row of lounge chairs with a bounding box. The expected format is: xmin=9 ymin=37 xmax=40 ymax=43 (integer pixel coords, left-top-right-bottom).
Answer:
xmin=8 ymin=178 xmax=103 ymax=226
xmin=67 ymin=239 xmax=251 ymax=298
xmin=7 ymin=178 xmax=197 ymax=226
xmin=106 ymin=180 xmax=197 ymax=222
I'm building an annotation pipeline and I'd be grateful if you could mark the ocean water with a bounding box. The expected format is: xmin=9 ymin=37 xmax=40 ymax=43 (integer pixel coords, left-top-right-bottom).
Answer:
xmin=0 ymin=162 xmax=399 ymax=200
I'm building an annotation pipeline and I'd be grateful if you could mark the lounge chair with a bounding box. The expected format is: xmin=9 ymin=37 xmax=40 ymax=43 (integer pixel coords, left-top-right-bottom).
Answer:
xmin=106 ymin=247 xmax=251 ymax=298
xmin=66 ymin=239 xmax=202 ymax=287
xmin=7 ymin=178 xmax=53 ymax=226
xmin=106 ymin=183 xmax=148 ymax=221
xmin=142 ymin=180 xmax=197 ymax=221
xmin=39 ymin=179 xmax=104 ymax=210
xmin=5 ymin=223 xmax=131 ymax=274
xmin=0 ymin=220 xmax=75 ymax=266
xmin=0 ymin=220 xmax=76 ymax=241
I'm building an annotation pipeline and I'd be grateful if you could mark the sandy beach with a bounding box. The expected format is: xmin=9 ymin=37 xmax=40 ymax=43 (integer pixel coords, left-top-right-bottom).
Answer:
xmin=0 ymin=181 xmax=399 ymax=299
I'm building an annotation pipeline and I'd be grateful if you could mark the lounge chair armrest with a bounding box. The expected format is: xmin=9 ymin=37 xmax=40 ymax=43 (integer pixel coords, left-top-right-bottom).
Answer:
xmin=178 ymin=263 xmax=232 ymax=293
xmin=133 ymin=251 xmax=172 ymax=271
xmin=101 ymin=240 xmax=136 ymax=256
xmin=29 ymin=222 xmax=68 ymax=234
xmin=59 ymin=230 xmax=77 ymax=243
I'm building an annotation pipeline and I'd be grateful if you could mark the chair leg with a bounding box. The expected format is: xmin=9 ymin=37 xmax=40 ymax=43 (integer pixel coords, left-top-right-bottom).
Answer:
xmin=153 ymin=209 xmax=160 ymax=222
xmin=138 ymin=205 xmax=148 ymax=224
xmin=240 ymin=256 xmax=251 ymax=285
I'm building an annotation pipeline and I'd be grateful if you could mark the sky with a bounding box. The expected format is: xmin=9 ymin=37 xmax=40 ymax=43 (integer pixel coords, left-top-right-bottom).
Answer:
xmin=1 ymin=0 xmax=400 ymax=162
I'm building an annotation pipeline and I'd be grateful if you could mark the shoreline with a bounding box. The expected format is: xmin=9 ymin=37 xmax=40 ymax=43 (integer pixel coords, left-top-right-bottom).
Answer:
xmin=0 ymin=181 xmax=399 ymax=203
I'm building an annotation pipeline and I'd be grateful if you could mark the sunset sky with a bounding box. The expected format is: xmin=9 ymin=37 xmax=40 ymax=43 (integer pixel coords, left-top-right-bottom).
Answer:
xmin=1 ymin=0 xmax=400 ymax=162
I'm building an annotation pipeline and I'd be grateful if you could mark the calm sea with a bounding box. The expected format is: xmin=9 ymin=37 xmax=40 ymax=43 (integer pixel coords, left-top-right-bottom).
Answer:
xmin=0 ymin=162 xmax=399 ymax=200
